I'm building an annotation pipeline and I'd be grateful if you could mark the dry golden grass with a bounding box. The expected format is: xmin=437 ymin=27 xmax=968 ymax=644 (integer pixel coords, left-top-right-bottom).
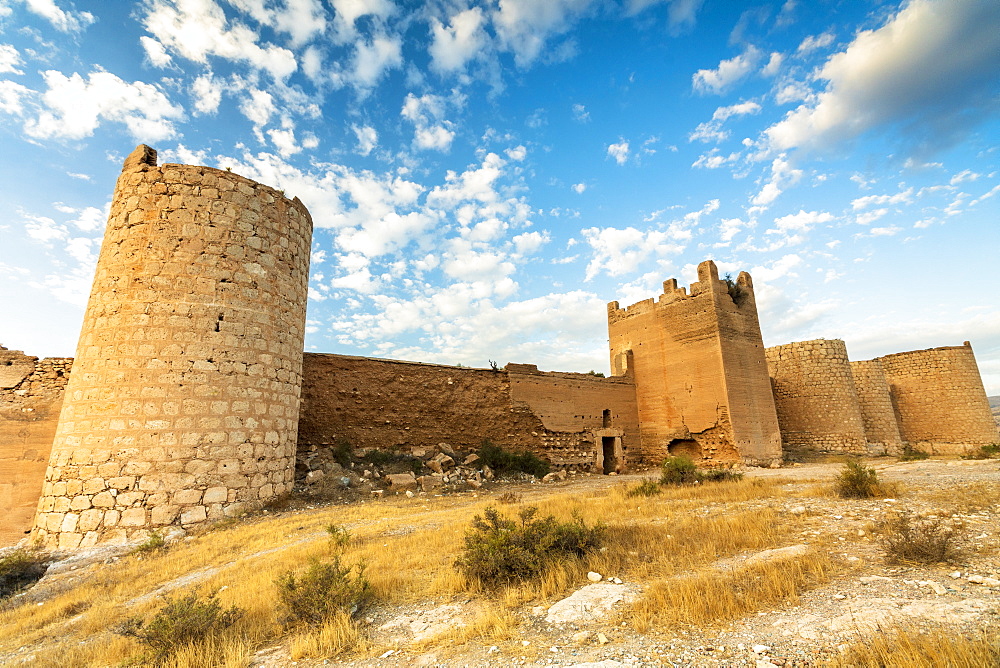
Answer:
xmin=828 ymin=624 xmax=1000 ymax=667
xmin=0 ymin=476 xmax=820 ymax=665
xmin=629 ymin=548 xmax=836 ymax=633
xmin=926 ymin=481 xmax=1000 ymax=514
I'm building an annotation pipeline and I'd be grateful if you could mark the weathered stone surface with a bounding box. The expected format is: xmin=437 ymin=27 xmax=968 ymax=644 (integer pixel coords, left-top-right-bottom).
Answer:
xmin=743 ymin=544 xmax=810 ymax=567
xmin=546 ymin=583 xmax=641 ymax=624
xmin=386 ymin=473 xmax=417 ymax=491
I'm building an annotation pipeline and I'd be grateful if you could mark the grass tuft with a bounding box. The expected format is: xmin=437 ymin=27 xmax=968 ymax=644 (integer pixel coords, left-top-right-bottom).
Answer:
xmin=898 ymin=445 xmax=930 ymax=462
xmin=831 ymin=625 xmax=1000 ymax=667
xmin=0 ymin=548 xmax=48 ymax=599
xmin=660 ymin=456 xmax=700 ymax=485
xmin=276 ymin=556 xmax=372 ymax=627
xmin=834 ymin=459 xmax=897 ymax=498
xmin=626 ymin=478 xmax=662 ymax=497
xmin=962 ymin=443 xmax=1000 ymax=460
xmin=876 ymin=511 xmax=967 ymax=564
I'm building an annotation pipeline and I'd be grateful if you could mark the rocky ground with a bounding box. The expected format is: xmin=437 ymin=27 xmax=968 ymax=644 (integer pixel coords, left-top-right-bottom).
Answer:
xmin=5 ymin=458 xmax=999 ymax=667
xmin=252 ymin=458 xmax=1000 ymax=668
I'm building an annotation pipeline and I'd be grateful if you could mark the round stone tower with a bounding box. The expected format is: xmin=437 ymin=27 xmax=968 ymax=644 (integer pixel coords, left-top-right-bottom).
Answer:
xmin=878 ymin=342 xmax=998 ymax=454
xmin=32 ymin=145 xmax=313 ymax=549
xmin=764 ymin=338 xmax=868 ymax=454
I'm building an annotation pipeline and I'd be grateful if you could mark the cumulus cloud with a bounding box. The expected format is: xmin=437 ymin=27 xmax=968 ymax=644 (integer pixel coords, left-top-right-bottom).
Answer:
xmin=851 ymin=187 xmax=914 ymax=210
xmin=429 ymin=7 xmax=486 ymax=73
xmin=492 ymin=0 xmax=594 ymax=67
xmin=23 ymin=70 xmax=183 ymax=142
xmin=571 ymin=103 xmax=589 ymax=122
xmin=626 ymin=0 xmax=705 ymax=31
xmin=191 ymin=73 xmax=222 ymax=114
xmin=692 ymin=46 xmax=759 ymax=94
xmin=0 ymin=80 xmax=31 ymax=115
xmin=796 ymin=32 xmax=834 ymax=54
xmin=141 ymin=0 xmax=297 ymax=80
xmin=0 ymin=44 xmax=24 ymax=74
xmin=330 ymin=0 xmax=395 ymax=44
xmin=765 ymin=0 xmax=1000 ymax=154
xmin=348 ymin=34 xmax=402 ymax=89
xmin=606 ymin=140 xmax=629 ymax=165
xmin=401 ymin=92 xmax=455 ymax=152
xmin=749 ymin=155 xmax=802 ymax=211
xmin=20 ymin=0 xmax=94 ymax=32
xmin=572 ymin=183 xmax=586 ymax=194
xmin=352 ymin=123 xmax=377 ymax=155
xmin=229 ymin=0 xmax=327 ymax=46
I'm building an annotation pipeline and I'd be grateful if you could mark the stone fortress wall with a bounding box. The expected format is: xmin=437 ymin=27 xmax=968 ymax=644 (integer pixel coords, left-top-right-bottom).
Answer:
xmin=849 ymin=359 xmax=904 ymax=455
xmin=879 ymin=343 xmax=998 ymax=454
xmin=1 ymin=144 xmax=997 ymax=549
xmin=765 ymin=339 xmax=868 ymax=454
xmin=0 ymin=348 xmax=72 ymax=546
xmin=297 ymin=355 xmax=639 ymax=474
xmin=30 ymin=146 xmax=313 ymax=549
xmin=606 ymin=260 xmax=782 ymax=466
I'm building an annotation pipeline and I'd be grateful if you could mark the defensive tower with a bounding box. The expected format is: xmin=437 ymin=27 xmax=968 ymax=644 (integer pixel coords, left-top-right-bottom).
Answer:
xmin=849 ymin=359 xmax=904 ymax=455
xmin=31 ymin=145 xmax=312 ymax=549
xmin=606 ymin=260 xmax=781 ymax=465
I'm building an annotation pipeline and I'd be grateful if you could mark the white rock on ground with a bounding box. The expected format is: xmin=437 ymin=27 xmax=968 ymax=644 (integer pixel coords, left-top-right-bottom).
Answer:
xmin=546 ymin=583 xmax=641 ymax=624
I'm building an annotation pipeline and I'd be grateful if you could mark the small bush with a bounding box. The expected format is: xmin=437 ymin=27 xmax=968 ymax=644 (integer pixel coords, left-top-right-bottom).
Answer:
xmin=496 ymin=491 xmax=522 ymax=504
xmin=133 ymin=531 xmax=165 ymax=554
xmin=478 ymin=442 xmax=550 ymax=478
xmin=723 ymin=272 xmax=748 ymax=306
xmin=877 ymin=511 xmax=967 ymax=564
xmin=276 ymin=557 xmax=372 ymax=626
xmin=116 ymin=591 xmax=242 ymax=664
xmin=835 ymin=459 xmax=890 ymax=498
xmin=331 ymin=440 xmax=354 ymax=468
xmin=660 ymin=456 xmax=701 ymax=485
xmin=0 ymin=549 xmax=48 ymax=598
xmin=325 ymin=524 xmax=351 ymax=549
xmin=455 ymin=506 xmax=603 ymax=587
xmin=963 ymin=443 xmax=1000 ymax=460
xmin=898 ymin=446 xmax=930 ymax=462
xmin=700 ymin=469 xmax=744 ymax=483
xmin=626 ymin=479 xmax=662 ymax=497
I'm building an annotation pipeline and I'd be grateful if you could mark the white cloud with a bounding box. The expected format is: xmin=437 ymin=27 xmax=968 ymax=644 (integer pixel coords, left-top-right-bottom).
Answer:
xmin=765 ymin=0 xmax=1000 ymax=153
xmin=761 ymin=51 xmax=783 ymax=77
xmin=350 ymin=34 xmax=402 ymax=89
xmin=572 ymin=183 xmax=586 ymax=194
xmin=851 ymin=187 xmax=914 ymax=210
xmin=767 ymin=210 xmax=834 ymax=234
xmin=505 ymin=145 xmax=526 ymax=161
xmin=0 ymin=44 xmax=24 ymax=74
xmin=511 ymin=230 xmax=549 ymax=256
xmin=429 ymin=7 xmax=486 ymax=73
xmin=692 ymin=46 xmax=759 ymax=94
xmin=142 ymin=0 xmax=297 ymax=80
xmin=330 ymin=0 xmax=395 ymax=43
xmin=688 ymin=100 xmax=761 ymax=143
xmin=352 ymin=124 xmax=377 ymax=156
xmin=869 ymin=224 xmax=902 ymax=236
xmin=24 ymin=214 xmax=67 ymax=243
xmin=749 ymin=154 xmax=802 ymax=211
xmin=626 ymin=0 xmax=705 ymax=31
xmin=692 ymin=149 xmax=740 ymax=169
xmin=581 ymin=224 xmax=687 ymax=281
xmin=492 ymin=0 xmax=594 ymax=67
xmin=572 ymin=103 xmax=589 ymax=122
xmin=796 ymin=32 xmax=834 ymax=53
xmin=268 ymin=122 xmax=301 ymax=157
xmin=606 ymin=140 xmax=630 ymax=165
xmin=856 ymin=208 xmax=888 ymax=225
xmin=229 ymin=0 xmax=327 ymax=46
xmin=239 ymin=88 xmax=274 ymax=130
xmin=401 ymin=92 xmax=454 ymax=152
xmin=0 ymin=80 xmax=31 ymax=115
xmin=191 ymin=73 xmax=222 ymax=114
xmin=949 ymin=169 xmax=980 ymax=185
xmin=21 ymin=0 xmax=94 ymax=32
xmin=24 ymin=70 xmax=183 ymax=142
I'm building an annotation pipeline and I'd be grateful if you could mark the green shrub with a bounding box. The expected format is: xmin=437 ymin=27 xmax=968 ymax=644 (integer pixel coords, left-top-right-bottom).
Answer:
xmin=478 ymin=442 xmax=550 ymax=478
xmin=898 ymin=445 xmax=930 ymax=461
xmin=276 ymin=557 xmax=372 ymax=626
xmin=133 ymin=531 xmax=165 ymax=554
xmin=723 ymin=272 xmax=748 ymax=306
xmin=877 ymin=511 xmax=967 ymax=564
xmin=700 ymin=469 xmax=744 ymax=483
xmin=331 ymin=440 xmax=354 ymax=467
xmin=963 ymin=443 xmax=1000 ymax=460
xmin=0 ymin=549 xmax=48 ymax=599
xmin=660 ymin=456 xmax=701 ymax=485
xmin=455 ymin=506 xmax=603 ymax=587
xmin=835 ymin=459 xmax=887 ymax=498
xmin=626 ymin=479 xmax=662 ymax=497
xmin=116 ymin=591 xmax=242 ymax=664
xmin=325 ymin=523 xmax=351 ymax=549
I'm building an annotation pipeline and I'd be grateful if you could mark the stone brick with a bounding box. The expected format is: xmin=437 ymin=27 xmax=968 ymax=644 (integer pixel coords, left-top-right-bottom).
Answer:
xmin=173 ymin=489 xmax=203 ymax=505
xmin=180 ymin=505 xmax=207 ymax=524
xmin=203 ymin=486 xmax=227 ymax=504
xmin=120 ymin=508 xmax=147 ymax=527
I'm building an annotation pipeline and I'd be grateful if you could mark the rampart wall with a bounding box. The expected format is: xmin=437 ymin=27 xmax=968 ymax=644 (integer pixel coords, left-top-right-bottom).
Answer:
xmin=297 ymin=355 xmax=639 ymax=471
xmin=765 ymin=339 xmax=867 ymax=454
xmin=849 ymin=359 xmax=904 ymax=455
xmin=878 ymin=343 xmax=998 ymax=454
xmin=0 ymin=348 xmax=71 ymax=545
xmin=607 ymin=260 xmax=781 ymax=465
xmin=31 ymin=145 xmax=312 ymax=549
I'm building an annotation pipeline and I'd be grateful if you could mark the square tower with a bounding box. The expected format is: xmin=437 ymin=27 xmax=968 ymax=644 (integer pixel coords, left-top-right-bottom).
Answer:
xmin=607 ymin=260 xmax=781 ymax=466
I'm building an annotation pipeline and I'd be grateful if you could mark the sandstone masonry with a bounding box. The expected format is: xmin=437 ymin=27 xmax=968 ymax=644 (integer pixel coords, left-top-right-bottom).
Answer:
xmin=30 ymin=145 xmax=312 ymax=549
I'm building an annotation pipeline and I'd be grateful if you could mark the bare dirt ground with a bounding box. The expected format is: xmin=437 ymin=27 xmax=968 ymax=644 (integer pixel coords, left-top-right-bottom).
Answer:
xmin=257 ymin=458 xmax=1000 ymax=668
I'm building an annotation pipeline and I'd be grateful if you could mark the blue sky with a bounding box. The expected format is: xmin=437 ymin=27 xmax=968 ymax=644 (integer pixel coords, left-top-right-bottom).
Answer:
xmin=1 ymin=0 xmax=998 ymax=394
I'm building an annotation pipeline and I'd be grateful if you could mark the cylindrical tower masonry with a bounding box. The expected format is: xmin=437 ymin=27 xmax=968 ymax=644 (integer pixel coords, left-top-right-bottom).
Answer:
xmin=765 ymin=338 xmax=867 ymax=454
xmin=32 ymin=145 xmax=312 ymax=549
xmin=878 ymin=342 xmax=998 ymax=454
xmin=850 ymin=359 xmax=904 ymax=455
